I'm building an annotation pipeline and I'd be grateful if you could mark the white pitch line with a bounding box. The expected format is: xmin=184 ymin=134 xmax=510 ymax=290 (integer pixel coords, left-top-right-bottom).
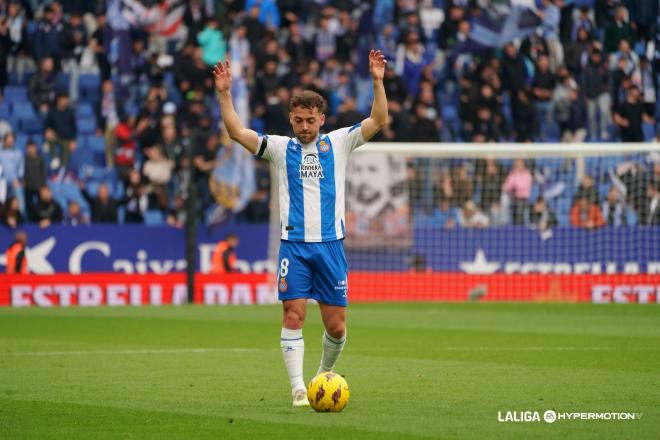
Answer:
xmin=0 ymin=348 xmax=271 ymax=357
xmin=366 ymin=346 xmax=653 ymax=352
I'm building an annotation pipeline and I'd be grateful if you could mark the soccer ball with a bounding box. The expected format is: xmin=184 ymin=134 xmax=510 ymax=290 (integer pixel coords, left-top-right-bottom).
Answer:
xmin=307 ymin=372 xmax=350 ymax=412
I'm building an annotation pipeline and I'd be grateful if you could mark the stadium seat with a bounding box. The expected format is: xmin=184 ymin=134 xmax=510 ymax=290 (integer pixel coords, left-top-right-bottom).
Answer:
xmin=0 ymin=102 xmax=11 ymax=119
xmin=144 ymin=210 xmax=164 ymax=226
xmin=3 ymin=85 xmax=28 ymax=102
xmin=86 ymin=135 xmax=105 ymax=154
xmin=11 ymin=102 xmax=37 ymax=118
xmin=75 ymin=103 xmax=95 ymax=119
xmin=18 ymin=116 xmax=43 ymax=135
xmin=77 ymin=118 xmax=97 ymax=135
xmin=56 ymin=73 xmax=71 ymax=93
xmin=14 ymin=134 xmax=28 ymax=151
xmin=69 ymin=146 xmax=95 ymax=174
xmin=78 ymin=74 xmax=101 ymax=102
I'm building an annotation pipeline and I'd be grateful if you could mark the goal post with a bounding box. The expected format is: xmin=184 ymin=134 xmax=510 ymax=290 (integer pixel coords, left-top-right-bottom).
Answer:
xmin=269 ymin=142 xmax=660 ymax=304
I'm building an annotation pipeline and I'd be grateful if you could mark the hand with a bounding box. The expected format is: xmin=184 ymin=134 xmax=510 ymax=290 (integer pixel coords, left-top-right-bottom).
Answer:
xmin=213 ymin=59 xmax=233 ymax=94
xmin=369 ymin=49 xmax=386 ymax=81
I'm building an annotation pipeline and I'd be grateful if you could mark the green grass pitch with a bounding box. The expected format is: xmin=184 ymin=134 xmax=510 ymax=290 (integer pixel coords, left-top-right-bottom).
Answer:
xmin=0 ymin=303 xmax=659 ymax=439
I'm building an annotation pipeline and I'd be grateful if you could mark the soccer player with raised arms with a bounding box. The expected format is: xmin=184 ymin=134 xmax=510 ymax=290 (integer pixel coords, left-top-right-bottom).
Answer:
xmin=213 ymin=50 xmax=388 ymax=407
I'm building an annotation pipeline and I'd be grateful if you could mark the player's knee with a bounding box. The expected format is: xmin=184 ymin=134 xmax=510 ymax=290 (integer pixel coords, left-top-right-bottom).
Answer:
xmin=325 ymin=321 xmax=346 ymax=339
xmin=283 ymin=309 xmax=305 ymax=329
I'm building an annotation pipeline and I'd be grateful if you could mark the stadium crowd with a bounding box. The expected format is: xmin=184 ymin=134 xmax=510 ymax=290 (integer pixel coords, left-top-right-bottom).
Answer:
xmin=0 ymin=0 xmax=659 ymax=230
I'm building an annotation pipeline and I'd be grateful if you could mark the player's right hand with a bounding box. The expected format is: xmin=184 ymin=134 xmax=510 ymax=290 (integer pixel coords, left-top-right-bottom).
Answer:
xmin=213 ymin=59 xmax=232 ymax=93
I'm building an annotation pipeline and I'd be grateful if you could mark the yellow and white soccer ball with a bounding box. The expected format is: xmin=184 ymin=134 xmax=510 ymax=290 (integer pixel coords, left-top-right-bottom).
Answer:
xmin=307 ymin=372 xmax=350 ymax=412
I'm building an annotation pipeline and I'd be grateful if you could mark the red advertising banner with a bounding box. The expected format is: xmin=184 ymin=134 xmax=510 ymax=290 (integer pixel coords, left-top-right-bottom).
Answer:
xmin=0 ymin=274 xmax=277 ymax=307
xmin=1 ymin=273 xmax=659 ymax=306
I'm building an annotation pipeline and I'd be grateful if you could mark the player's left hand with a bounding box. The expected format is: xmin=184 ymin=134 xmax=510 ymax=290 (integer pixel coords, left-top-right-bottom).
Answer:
xmin=369 ymin=49 xmax=386 ymax=81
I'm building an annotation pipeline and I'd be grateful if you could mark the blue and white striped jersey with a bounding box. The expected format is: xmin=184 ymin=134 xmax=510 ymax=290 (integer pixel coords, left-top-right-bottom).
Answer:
xmin=256 ymin=123 xmax=365 ymax=242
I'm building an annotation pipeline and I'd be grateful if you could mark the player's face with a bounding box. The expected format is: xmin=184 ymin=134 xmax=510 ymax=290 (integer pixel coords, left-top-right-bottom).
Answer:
xmin=290 ymin=107 xmax=325 ymax=144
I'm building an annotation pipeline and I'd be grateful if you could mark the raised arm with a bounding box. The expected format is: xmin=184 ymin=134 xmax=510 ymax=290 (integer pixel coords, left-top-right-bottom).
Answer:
xmin=360 ymin=50 xmax=389 ymax=142
xmin=213 ymin=59 xmax=259 ymax=154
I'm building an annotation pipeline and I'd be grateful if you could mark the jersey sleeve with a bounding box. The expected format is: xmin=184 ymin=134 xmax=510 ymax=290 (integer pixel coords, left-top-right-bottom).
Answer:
xmin=328 ymin=123 xmax=366 ymax=154
xmin=255 ymin=134 xmax=289 ymax=165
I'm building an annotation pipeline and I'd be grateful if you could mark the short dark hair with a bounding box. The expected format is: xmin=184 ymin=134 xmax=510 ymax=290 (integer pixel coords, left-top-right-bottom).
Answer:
xmin=289 ymin=90 xmax=326 ymax=114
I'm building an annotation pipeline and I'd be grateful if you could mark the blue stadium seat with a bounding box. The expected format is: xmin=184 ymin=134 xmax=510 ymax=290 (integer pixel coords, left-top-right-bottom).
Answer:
xmin=86 ymin=135 xmax=105 ymax=154
xmin=69 ymin=146 xmax=95 ymax=174
xmin=642 ymin=123 xmax=655 ymax=142
xmin=3 ymin=85 xmax=28 ymax=102
xmin=0 ymin=102 xmax=11 ymax=120
xmin=18 ymin=116 xmax=43 ymax=135
xmin=75 ymin=103 xmax=95 ymax=119
xmin=11 ymin=102 xmax=36 ymax=118
xmin=144 ymin=210 xmax=164 ymax=226
xmin=8 ymin=71 xmax=34 ymax=86
xmin=14 ymin=134 xmax=28 ymax=151
xmin=77 ymin=118 xmax=97 ymax=135
xmin=78 ymin=74 xmax=101 ymax=102
xmin=56 ymin=73 xmax=71 ymax=93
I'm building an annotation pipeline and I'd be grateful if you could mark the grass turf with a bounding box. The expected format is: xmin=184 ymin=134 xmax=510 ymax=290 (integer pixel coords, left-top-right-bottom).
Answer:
xmin=0 ymin=303 xmax=658 ymax=439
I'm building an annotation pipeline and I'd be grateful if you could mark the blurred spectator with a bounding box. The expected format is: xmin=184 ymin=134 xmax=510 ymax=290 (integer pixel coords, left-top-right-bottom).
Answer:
xmin=4 ymin=230 xmax=28 ymax=274
xmin=238 ymin=158 xmax=270 ymax=223
xmin=60 ymin=11 xmax=86 ymax=102
xmin=0 ymin=163 xmax=7 ymax=205
xmin=34 ymin=5 xmax=63 ymax=63
xmin=98 ymin=79 xmax=119 ymax=140
xmin=0 ymin=119 xmax=12 ymax=141
xmin=184 ymin=0 xmax=208 ymax=44
xmin=627 ymin=0 xmax=658 ymax=43
xmin=582 ymin=48 xmax=611 ymax=140
xmin=0 ymin=132 xmax=24 ymax=198
xmin=166 ymin=195 xmax=186 ymax=228
xmin=529 ymin=197 xmax=557 ymax=232
xmin=500 ymin=43 xmax=527 ymax=95
xmin=110 ymin=117 xmax=137 ymax=182
xmin=512 ymin=88 xmax=539 ymax=142
xmin=602 ymin=186 xmax=630 ymax=227
xmin=603 ymin=5 xmax=635 ymax=54
xmin=431 ymin=197 xmax=459 ymax=229
xmin=23 ymin=139 xmax=46 ymax=221
xmin=559 ymin=85 xmax=587 ymax=143
xmin=570 ymin=195 xmax=605 ymax=229
xmin=80 ymin=181 xmax=119 ymax=223
xmin=28 ymin=57 xmax=57 ymax=115
xmin=142 ymin=146 xmax=174 ymax=210
xmin=395 ymin=31 xmax=432 ymax=97
xmin=531 ymin=55 xmax=556 ymax=139
xmin=34 ymin=185 xmax=63 ymax=228
xmin=210 ymin=233 xmax=239 ymax=274
xmin=503 ymin=159 xmax=532 ymax=225
xmin=123 ymin=170 xmax=148 ymax=224
xmin=458 ymin=200 xmax=489 ymax=228
xmin=535 ymin=0 xmax=562 ymax=70
xmin=335 ymin=97 xmax=365 ymax=129
xmin=193 ymin=131 xmax=220 ymax=213
xmin=477 ymin=158 xmax=504 ymax=215
xmin=3 ymin=0 xmax=31 ymax=86
xmin=614 ymin=86 xmax=652 ymax=142
xmin=0 ymin=195 xmax=23 ymax=229
xmin=638 ymin=57 xmax=656 ymax=120
xmin=411 ymin=103 xmax=440 ymax=141
xmin=315 ymin=14 xmax=338 ymax=63
xmin=641 ymin=182 xmax=660 ymax=225
xmin=63 ymin=200 xmax=88 ymax=226
xmin=451 ymin=164 xmax=473 ymax=207
xmin=45 ymin=93 xmax=77 ymax=169
xmin=0 ymin=13 xmax=9 ymax=97
xmin=565 ymin=27 xmax=592 ymax=76
xmin=570 ymin=8 xmax=595 ymax=42
xmin=197 ymin=17 xmax=225 ymax=66
xmin=575 ymin=175 xmax=600 ymax=205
